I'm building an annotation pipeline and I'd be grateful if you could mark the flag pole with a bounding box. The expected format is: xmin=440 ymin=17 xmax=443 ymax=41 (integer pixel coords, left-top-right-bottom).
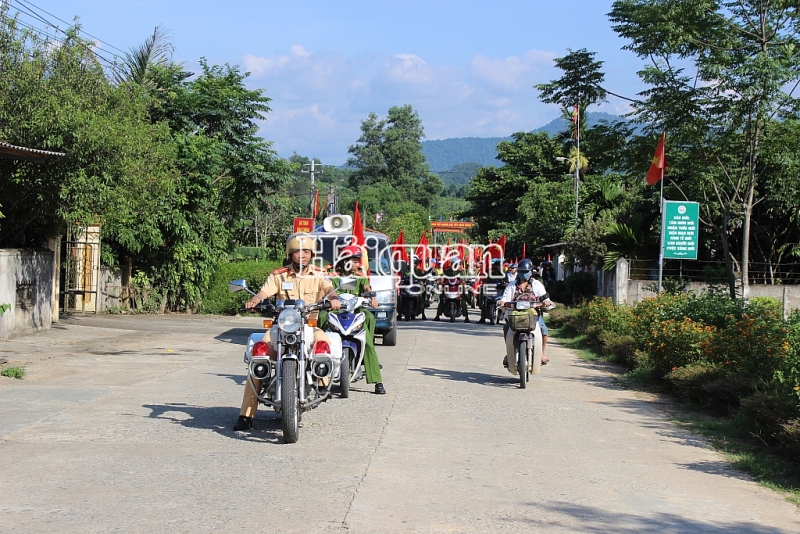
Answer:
xmin=657 ymin=165 xmax=665 ymax=293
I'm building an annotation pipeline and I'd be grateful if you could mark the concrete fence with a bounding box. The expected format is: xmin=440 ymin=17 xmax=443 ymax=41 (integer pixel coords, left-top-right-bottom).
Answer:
xmin=0 ymin=249 xmax=55 ymax=341
xmin=610 ymin=258 xmax=800 ymax=318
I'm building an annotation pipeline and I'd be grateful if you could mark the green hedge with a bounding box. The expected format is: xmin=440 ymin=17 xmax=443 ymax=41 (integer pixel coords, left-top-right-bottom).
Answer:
xmin=558 ymin=293 xmax=800 ymax=459
xmin=200 ymin=259 xmax=282 ymax=315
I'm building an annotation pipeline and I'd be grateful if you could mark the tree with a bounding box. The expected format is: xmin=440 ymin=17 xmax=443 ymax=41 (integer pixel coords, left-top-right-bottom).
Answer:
xmin=610 ymin=0 xmax=800 ymax=296
xmin=535 ymin=49 xmax=608 ymax=111
xmin=113 ymin=25 xmax=173 ymax=87
xmin=0 ymin=17 xmax=178 ymax=249
xmin=347 ymin=105 xmax=443 ymax=207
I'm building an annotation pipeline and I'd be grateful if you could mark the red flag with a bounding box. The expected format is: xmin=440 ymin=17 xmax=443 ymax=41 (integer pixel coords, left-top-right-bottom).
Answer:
xmin=415 ymin=229 xmax=429 ymax=263
xmin=394 ymin=229 xmax=409 ymax=264
xmin=522 ymin=243 xmax=527 ymax=259
xmin=312 ymin=190 xmax=319 ymax=219
xmin=458 ymin=239 xmax=466 ymax=263
xmin=645 ymin=132 xmax=667 ymax=186
xmin=497 ymin=235 xmax=506 ymax=258
xmin=352 ymin=202 xmax=365 ymax=246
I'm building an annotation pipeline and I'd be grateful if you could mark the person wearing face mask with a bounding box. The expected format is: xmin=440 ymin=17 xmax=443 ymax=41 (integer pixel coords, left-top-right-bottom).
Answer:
xmin=233 ymin=234 xmax=342 ymax=431
xmin=498 ymin=259 xmax=552 ymax=366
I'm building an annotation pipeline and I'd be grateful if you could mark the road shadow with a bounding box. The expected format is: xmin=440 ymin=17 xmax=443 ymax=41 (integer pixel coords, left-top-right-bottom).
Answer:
xmin=507 ymin=500 xmax=794 ymax=533
xmin=214 ymin=328 xmax=260 ymax=346
xmin=408 ymin=366 xmax=520 ymax=389
xmin=397 ymin=319 xmax=506 ymax=340
xmin=212 ymin=373 xmax=248 ymax=386
xmin=143 ymin=403 xmax=285 ymax=444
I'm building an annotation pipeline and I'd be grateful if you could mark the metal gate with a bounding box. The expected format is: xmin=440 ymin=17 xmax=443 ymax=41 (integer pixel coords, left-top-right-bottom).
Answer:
xmin=60 ymin=225 xmax=101 ymax=313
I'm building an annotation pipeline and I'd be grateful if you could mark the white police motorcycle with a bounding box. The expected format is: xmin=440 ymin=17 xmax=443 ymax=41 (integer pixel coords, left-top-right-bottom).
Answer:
xmin=229 ymin=278 xmax=355 ymax=443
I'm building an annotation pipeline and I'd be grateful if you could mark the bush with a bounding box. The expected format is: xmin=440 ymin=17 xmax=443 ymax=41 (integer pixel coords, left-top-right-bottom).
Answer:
xmin=598 ymin=331 xmax=636 ymax=364
xmin=563 ymin=271 xmax=597 ymax=305
xmin=1 ymin=366 xmax=26 ymax=379
xmin=200 ymin=259 xmax=281 ymax=315
xmin=664 ymin=363 xmax=723 ymax=402
xmin=645 ymin=316 xmax=717 ymax=377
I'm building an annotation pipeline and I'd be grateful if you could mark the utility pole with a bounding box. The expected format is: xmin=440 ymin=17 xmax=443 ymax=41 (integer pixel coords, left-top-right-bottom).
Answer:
xmin=325 ymin=184 xmax=337 ymax=216
xmin=301 ymin=160 xmax=322 ymax=217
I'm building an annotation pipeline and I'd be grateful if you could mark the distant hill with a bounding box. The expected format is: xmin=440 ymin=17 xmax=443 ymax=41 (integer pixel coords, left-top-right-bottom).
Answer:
xmin=422 ymin=112 xmax=625 ymax=172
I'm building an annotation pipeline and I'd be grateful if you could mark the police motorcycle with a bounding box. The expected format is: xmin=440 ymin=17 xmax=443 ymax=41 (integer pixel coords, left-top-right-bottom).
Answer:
xmin=229 ymin=278 xmax=357 ymax=443
xmin=503 ymin=297 xmax=544 ymax=389
xmin=325 ymin=291 xmax=375 ymax=398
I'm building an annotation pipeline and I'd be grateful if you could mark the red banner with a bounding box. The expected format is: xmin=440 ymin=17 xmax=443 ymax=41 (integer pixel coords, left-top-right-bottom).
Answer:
xmin=293 ymin=217 xmax=315 ymax=233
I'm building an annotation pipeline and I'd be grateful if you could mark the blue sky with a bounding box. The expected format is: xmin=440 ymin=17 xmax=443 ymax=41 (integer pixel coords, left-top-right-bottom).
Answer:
xmin=14 ymin=1 xmax=647 ymax=165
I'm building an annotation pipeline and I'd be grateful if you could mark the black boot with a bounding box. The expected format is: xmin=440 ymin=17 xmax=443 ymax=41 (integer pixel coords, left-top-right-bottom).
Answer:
xmin=374 ymin=383 xmax=386 ymax=394
xmin=233 ymin=415 xmax=252 ymax=431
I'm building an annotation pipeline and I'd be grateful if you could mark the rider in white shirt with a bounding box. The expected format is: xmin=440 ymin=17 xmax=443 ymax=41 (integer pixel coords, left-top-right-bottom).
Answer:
xmin=498 ymin=259 xmax=552 ymax=364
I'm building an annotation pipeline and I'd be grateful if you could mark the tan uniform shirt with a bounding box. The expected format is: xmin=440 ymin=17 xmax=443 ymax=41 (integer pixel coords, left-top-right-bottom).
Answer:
xmin=259 ymin=266 xmax=334 ymax=315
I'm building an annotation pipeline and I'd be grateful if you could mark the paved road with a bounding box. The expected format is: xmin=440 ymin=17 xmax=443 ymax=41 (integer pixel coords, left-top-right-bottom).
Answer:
xmin=1 ymin=313 xmax=799 ymax=533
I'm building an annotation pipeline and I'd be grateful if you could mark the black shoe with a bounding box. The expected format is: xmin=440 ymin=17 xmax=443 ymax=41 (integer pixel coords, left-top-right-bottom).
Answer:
xmin=433 ymin=316 xmax=440 ymax=321
xmin=464 ymin=318 xmax=471 ymax=323
xmin=502 ymin=356 xmax=508 ymax=368
xmin=233 ymin=415 xmax=252 ymax=431
xmin=379 ymin=364 xmax=383 ymax=369
xmin=374 ymin=383 xmax=386 ymax=395
xmin=422 ymin=314 xmax=427 ymax=320
xmin=477 ymin=319 xmax=486 ymax=324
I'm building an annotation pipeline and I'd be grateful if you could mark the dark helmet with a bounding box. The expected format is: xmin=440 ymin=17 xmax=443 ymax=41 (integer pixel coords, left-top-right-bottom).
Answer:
xmin=516 ymin=258 xmax=534 ymax=283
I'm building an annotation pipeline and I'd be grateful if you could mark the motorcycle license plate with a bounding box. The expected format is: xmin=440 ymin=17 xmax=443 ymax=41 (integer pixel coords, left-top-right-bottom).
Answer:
xmin=376 ymin=311 xmax=386 ymax=319
xmin=445 ymin=292 xmax=459 ymax=299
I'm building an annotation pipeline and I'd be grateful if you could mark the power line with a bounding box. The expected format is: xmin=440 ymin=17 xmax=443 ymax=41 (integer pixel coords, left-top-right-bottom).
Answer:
xmin=8 ymin=0 xmax=124 ymax=62
xmin=6 ymin=2 xmax=121 ymax=71
xmin=14 ymin=0 xmax=128 ymax=55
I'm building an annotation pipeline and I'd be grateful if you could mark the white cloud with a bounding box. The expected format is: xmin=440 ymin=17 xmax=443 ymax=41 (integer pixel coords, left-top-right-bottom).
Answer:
xmin=243 ymin=46 xmax=563 ymax=164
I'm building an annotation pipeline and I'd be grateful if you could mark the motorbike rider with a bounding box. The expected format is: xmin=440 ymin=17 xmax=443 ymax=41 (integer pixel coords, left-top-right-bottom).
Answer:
xmin=233 ymin=234 xmax=342 ymax=431
xmin=319 ymin=244 xmax=386 ymax=395
xmin=477 ymin=259 xmax=505 ymax=324
xmin=411 ymin=254 xmax=430 ymax=319
xmin=433 ymin=258 xmax=470 ymax=323
xmin=498 ymin=259 xmax=552 ymax=366
xmin=506 ymin=262 xmax=518 ymax=283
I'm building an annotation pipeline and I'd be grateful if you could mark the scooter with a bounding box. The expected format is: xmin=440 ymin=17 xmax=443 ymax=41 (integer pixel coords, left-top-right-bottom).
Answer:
xmin=441 ymin=278 xmax=463 ymax=323
xmin=504 ymin=300 xmax=543 ymax=389
xmin=325 ymin=292 xmax=374 ymax=398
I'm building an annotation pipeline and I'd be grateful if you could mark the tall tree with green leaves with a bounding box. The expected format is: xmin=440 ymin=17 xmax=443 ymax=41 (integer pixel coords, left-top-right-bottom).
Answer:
xmin=347 ymin=105 xmax=443 ymax=208
xmin=610 ymin=0 xmax=800 ymax=296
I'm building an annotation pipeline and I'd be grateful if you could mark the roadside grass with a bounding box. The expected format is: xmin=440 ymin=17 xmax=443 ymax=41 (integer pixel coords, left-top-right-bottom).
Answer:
xmin=1 ymin=365 xmax=26 ymax=379
xmin=550 ymin=327 xmax=800 ymax=506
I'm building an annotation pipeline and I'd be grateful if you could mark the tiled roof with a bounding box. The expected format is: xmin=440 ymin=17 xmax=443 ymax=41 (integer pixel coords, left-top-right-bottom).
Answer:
xmin=0 ymin=141 xmax=65 ymax=162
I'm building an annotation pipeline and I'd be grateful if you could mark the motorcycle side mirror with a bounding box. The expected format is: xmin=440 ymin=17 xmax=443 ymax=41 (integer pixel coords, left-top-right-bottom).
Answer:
xmin=337 ymin=276 xmax=358 ymax=291
xmin=228 ymin=279 xmax=248 ymax=293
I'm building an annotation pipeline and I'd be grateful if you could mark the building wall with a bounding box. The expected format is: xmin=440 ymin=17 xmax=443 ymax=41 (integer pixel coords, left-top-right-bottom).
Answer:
xmin=0 ymin=249 xmax=54 ymax=341
xmin=97 ymin=267 xmax=122 ymax=312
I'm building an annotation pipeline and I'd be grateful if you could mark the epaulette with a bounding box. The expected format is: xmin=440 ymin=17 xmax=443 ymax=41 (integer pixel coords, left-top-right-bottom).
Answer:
xmin=271 ymin=266 xmax=289 ymax=275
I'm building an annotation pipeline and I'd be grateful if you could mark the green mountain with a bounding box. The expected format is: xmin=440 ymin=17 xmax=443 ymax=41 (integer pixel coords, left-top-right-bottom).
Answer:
xmin=423 ymin=112 xmax=624 ymax=172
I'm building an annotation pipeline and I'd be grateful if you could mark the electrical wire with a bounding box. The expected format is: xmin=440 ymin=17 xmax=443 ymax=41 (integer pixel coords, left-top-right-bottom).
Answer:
xmin=7 ymin=0 xmax=123 ymax=71
xmin=14 ymin=0 xmax=128 ymax=55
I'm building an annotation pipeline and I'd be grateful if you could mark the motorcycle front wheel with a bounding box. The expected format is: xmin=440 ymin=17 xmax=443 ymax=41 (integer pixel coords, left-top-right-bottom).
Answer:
xmin=518 ymin=340 xmax=527 ymax=389
xmin=281 ymin=359 xmax=299 ymax=443
xmin=340 ymin=349 xmax=351 ymax=399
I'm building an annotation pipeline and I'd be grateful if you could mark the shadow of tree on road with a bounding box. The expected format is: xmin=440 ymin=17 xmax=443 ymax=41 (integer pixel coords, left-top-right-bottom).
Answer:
xmin=214 ymin=328 xmax=257 ymax=346
xmin=212 ymin=373 xmax=247 ymax=386
xmin=143 ymin=403 xmax=285 ymax=444
xmin=508 ymin=501 xmax=795 ymax=533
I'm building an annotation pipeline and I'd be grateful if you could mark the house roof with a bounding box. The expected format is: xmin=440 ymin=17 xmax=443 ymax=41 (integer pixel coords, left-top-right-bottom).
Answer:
xmin=0 ymin=141 xmax=65 ymax=163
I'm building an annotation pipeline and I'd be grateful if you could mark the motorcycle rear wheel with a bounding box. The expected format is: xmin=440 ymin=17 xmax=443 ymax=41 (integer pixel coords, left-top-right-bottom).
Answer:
xmin=518 ymin=340 xmax=527 ymax=389
xmin=340 ymin=350 xmax=351 ymax=398
xmin=281 ymin=359 xmax=300 ymax=443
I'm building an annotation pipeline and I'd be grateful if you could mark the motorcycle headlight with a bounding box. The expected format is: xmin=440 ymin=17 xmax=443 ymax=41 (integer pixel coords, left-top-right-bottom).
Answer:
xmin=277 ymin=309 xmax=302 ymax=332
xmin=352 ymin=315 xmax=366 ymax=331
xmin=515 ymin=300 xmax=532 ymax=310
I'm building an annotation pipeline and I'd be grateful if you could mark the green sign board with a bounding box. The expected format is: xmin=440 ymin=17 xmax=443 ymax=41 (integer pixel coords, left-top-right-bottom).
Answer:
xmin=663 ymin=201 xmax=699 ymax=260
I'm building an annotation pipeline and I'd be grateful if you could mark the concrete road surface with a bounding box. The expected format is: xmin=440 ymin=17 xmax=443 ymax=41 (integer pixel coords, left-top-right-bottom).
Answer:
xmin=1 ymin=314 xmax=799 ymax=533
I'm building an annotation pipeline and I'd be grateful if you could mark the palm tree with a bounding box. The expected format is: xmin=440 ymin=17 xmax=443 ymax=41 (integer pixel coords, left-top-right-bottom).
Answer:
xmin=602 ymin=213 xmax=658 ymax=272
xmin=114 ymin=26 xmax=173 ymax=86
